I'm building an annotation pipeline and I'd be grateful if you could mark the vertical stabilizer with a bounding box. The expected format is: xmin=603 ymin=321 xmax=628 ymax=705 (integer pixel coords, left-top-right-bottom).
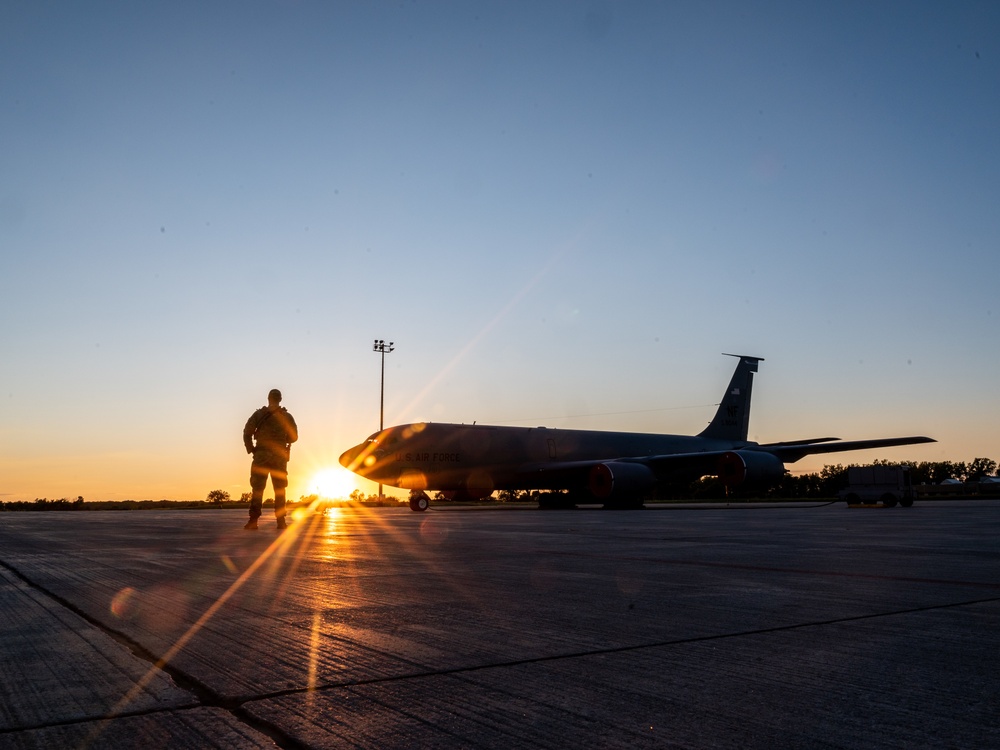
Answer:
xmin=697 ymin=354 xmax=763 ymax=442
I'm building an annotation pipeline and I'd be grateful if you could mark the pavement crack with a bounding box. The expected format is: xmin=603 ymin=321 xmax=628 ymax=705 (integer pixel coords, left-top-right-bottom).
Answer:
xmin=0 ymin=557 xmax=308 ymax=749
xmin=229 ymin=593 xmax=1000 ymax=704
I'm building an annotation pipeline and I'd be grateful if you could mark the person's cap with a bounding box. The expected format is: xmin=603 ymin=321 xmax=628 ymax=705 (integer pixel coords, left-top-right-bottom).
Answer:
xmin=268 ymin=388 xmax=282 ymax=402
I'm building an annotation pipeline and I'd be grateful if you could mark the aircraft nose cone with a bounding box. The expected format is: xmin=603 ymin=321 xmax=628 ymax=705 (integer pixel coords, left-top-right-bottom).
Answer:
xmin=339 ymin=445 xmax=361 ymax=470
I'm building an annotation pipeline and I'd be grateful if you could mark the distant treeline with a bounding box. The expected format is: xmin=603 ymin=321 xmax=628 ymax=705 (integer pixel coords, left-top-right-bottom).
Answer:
xmin=3 ymin=458 xmax=995 ymax=510
xmin=0 ymin=497 xmax=228 ymax=511
xmin=0 ymin=495 xmax=398 ymax=512
xmin=672 ymin=457 xmax=998 ymax=501
xmin=484 ymin=457 xmax=999 ymax=502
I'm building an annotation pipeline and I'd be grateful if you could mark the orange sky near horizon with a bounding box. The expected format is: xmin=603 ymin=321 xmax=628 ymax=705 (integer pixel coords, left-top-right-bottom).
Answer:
xmin=0 ymin=394 xmax=967 ymax=504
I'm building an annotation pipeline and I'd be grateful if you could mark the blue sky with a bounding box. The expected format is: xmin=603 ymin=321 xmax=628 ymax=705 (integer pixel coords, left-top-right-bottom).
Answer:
xmin=2 ymin=1 xmax=997 ymax=501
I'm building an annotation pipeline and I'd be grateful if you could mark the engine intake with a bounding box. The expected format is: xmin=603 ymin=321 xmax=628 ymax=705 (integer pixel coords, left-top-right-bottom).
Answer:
xmin=588 ymin=462 xmax=657 ymax=499
xmin=716 ymin=450 xmax=786 ymax=488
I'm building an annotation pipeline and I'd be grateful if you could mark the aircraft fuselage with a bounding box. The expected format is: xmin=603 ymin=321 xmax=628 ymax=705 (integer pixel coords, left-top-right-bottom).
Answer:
xmin=339 ymin=421 xmax=747 ymax=498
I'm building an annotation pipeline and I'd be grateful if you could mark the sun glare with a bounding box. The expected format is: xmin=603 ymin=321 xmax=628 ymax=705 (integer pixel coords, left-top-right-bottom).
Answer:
xmin=309 ymin=467 xmax=358 ymax=500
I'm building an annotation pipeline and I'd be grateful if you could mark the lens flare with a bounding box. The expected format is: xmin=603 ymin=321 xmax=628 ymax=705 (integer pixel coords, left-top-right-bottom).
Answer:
xmin=110 ymin=587 xmax=138 ymax=620
xmin=420 ymin=516 xmax=451 ymax=545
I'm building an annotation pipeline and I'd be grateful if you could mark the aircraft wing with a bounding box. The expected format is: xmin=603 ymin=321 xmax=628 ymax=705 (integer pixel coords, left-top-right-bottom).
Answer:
xmin=519 ymin=435 xmax=936 ymax=487
xmin=758 ymin=436 xmax=936 ymax=464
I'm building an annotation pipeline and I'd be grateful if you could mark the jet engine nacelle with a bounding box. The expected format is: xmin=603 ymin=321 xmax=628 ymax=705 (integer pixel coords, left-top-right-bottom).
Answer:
xmin=716 ymin=450 xmax=786 ymax=487
xmin=588 ymin=462 xmax=657 ymax=499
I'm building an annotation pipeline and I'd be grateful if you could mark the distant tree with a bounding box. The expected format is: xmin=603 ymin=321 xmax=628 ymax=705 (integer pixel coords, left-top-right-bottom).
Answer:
xmin=206 ymin=489 xmax=230 ymax=506
xmin=240 ymin=492 xmax=251 ymax=503
xmin=905 ymin=462 xmax=933 ymax=485
xmin=966 ymin=457 xmax=998 ymax=481
xmin=925 ymin=461 xmax=963 ymax=483
xmin=820 ymin=464 xmax=850 ymax=489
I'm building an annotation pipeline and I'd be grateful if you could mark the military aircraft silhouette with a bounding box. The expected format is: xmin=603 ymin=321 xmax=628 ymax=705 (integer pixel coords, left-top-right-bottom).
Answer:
xmin=339 ymin=354 xmax=934 ymax=511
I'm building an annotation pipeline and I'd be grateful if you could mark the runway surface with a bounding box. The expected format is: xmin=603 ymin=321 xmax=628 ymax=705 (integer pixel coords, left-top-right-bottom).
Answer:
xmin=0 ymin=501 xmax=998 ymax=749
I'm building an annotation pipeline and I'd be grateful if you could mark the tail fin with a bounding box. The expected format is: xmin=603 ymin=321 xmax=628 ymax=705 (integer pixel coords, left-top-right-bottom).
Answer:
xmin=698 ymin=354 xmax=763 ymax=442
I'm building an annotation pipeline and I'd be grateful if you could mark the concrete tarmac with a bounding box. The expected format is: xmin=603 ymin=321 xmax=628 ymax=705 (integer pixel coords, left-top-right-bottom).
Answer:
xmin=0 ymin=501 xmax=998 ymax=749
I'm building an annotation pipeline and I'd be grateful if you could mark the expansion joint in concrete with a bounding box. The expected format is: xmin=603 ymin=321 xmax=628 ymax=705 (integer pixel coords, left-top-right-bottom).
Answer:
xmin=0 ymin=557 xmax=310 ymax=750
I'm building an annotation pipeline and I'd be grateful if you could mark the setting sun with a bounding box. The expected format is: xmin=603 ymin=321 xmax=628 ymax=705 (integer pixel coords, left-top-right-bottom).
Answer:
xmin=308 ymin=467 xmax=359 ymax=500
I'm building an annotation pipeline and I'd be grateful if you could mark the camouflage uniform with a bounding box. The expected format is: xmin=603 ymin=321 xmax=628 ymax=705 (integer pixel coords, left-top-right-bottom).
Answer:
xmin=243 ymin=402 xmax=298 ymax=523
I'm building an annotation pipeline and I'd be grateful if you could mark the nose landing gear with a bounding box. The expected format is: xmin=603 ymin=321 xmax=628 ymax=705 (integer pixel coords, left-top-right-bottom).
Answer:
xmin=408 ymin=491 xmax=430 ymax=512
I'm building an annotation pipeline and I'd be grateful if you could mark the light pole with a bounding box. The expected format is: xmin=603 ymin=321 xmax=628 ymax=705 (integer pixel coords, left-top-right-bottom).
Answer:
xmin=373 ymin=339 xmax=394 ymax=500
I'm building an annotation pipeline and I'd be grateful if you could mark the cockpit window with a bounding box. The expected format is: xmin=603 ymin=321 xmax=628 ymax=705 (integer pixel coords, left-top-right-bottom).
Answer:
xmin=366 ymin=430 xmax=399 ymax=446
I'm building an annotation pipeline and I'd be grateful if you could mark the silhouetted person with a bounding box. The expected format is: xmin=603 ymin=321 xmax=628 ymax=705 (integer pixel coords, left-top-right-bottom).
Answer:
xmin=243 ymin=389 xmax=298 ymax=530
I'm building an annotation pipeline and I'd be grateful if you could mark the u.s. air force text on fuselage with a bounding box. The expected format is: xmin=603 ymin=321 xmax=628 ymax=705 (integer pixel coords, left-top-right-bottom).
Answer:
xmin=399 ymin=452 xmax=462 ymax=463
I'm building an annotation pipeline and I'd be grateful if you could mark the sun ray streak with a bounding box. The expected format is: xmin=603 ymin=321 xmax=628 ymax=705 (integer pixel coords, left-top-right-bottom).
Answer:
xmin=103 ymin=515 xmax=316 ymax=721
xmin=98 ymin=501 xmax=489 ymax=741
xmin=394 ymin=236 xmax=579 ymax=423
xmin=266 ymin=505 xmax=328 ymax=616
xmin=307 ymin=610 xmax=321 ymax=708
xmin=340 ymin=507 xmax=491 ymax=610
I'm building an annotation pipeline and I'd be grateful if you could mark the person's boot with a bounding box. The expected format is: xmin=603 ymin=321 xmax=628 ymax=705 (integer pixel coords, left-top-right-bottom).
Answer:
xmin=244 ymin=518 xmax=258 ymax=530
xmin=276 ymin=517 xmax=288 ymax=530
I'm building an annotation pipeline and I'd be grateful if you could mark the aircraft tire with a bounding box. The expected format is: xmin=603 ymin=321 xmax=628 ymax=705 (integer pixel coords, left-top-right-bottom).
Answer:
xmin=409 ymin=494 xmax=430 ymax=512
xmin=881 ymin=493 xmax=898 ymax=508
xmin=900 ymin=497 xmax=914 ymax=508
xmin=844 ymin=493 xmax=860 ymax=505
